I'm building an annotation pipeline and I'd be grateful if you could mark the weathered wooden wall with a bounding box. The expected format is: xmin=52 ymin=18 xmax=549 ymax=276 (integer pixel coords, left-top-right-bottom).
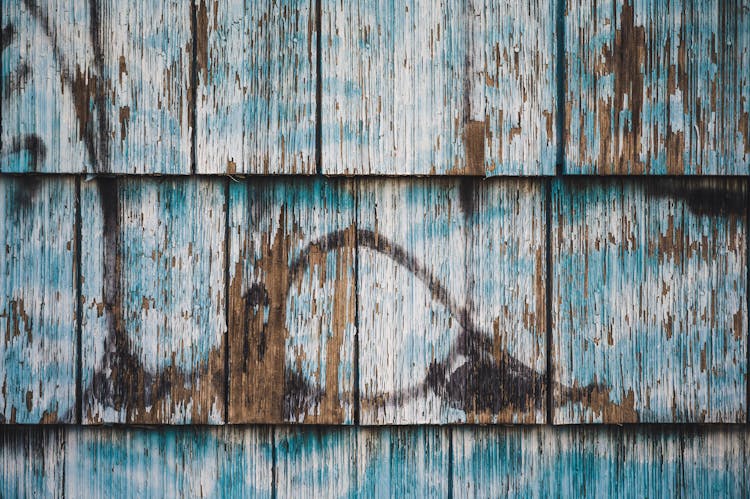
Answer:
xmin=2 ymin=0 xmax=750 ymax=494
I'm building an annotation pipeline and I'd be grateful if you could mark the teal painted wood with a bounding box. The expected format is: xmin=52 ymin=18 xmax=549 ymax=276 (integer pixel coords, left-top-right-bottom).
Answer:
xmin=453 ymin=426 xmax=682 ymax=497
xmin=0 ymin=176 xmax=76 ymax=423
xmin=195 ymin=0 xmax=316 ymax=174
xmin=0 ymin=427 xmax=64 ymax=498
xmin=80 ymin=177 xmax=225 ymax=424
xmin=321 ymin=0 xmax=556 ymax=175
xmin=96 ymin=0 xmax=192 ymax=173
xmin=64 ymin=427 xmax=273 ymax=497
xmin=565 ymin=0 xmax=750 ymax=174
xmin=357 ymin=427 xmax=450 ymax=497
xmin=552 ymin=178 xmax=748 ymax=422
xmin=3 ymin=426 xmax=748 ymax=497
xmin=276 ymin=426 xmax=449 ymax=497
xmin=1 ymin=0 xmax=191 ymax=174
xmin=228 ymin=178 xmax=356 ymax=423
xmin=1 ymin=1 xmax=92 ymax=172
xmin=357 ymin=178 xmax=546 ymax=424
xmin=680 ymin=427 xmax=749 ymax=497
xmin=483 ymin=0 xmax=557 ymax=175
xmin=275 ymin=427 xmax=358 ymax=497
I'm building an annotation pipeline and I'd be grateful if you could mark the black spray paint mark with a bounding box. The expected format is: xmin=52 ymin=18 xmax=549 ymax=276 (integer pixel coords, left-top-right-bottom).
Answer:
xmin=269 ymin=228 xmax=605 ymax=417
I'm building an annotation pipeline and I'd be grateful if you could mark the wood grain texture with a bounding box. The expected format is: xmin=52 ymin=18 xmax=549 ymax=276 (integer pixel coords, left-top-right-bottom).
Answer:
xmin=0 ymin=176 xmax=76 ymax=423
xmin=276 ymin=426 xmax=449 ymax=496
xmin=321 ymin=0 xmax=556 ymax=175
xmin=357 ymin=178 xmax=546 ymax=424
xmin=357 ymin=427 xmax=450 ymax=497
xmin=680 ymin=427 xmax=749 ymax=497
xmin=195 ymin=0 xmax=316 ymax=174
xmin=80 ymin=177 xmax=225 ymax=424
xmin=64 ymin=427 xmax=273 ymax=497
xmin=96 ymin=0 xmax=192 ymax=173
xmin=275 ymin=427 xmax=358 ymax=497
xmin=228 ymin=178 xmax=356 ymax=423
xmin=453 ymin=426 xmax=682 ymax=497
xmin=0 ymin=427 xmax=64 ymax=499
xmin=552 ymin=178 xmax=748 ymax=423
xmin=1 ymin=0 xmax=191 ymax=174
xmin=565 ymin=0 xmax=750 ymax=174
xmin=1 ymin=1 xmax=92 ymax=172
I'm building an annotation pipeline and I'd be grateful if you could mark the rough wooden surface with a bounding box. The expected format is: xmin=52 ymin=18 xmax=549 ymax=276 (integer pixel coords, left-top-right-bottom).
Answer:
xmin=1 ymin=0 xmax=191 ymax=173
xmin=565 ymin=0 xmax=750 ymax=174
xmin=357 ymin=427 xmax=450 ymax=496
xmin=80 ymin=177 xmax=225 ymax=424
xmin=228 ymin=178 xmax=356 ymax=423
xmin=552 ymin=178 xmax=748 ymax=423
xmin=0 ymin=176 xmax=76 ymax=423
xmin=1 ymin=1 xmax=92 ymax=172
xmin=453 ymin=426 xmax=698 ymax=496
xmin=321 ymin=0 xmax=556 ymax=175
xmin=64 ymin=427 xmax=273 ymax=497
xmin=195 ymin=0 xmax=316 ymax=174
xmin=357 ymin=178 xmax=546 ymax=423
xmin=275 ymin=427 xmax=358 ymax=497
xmin=97 ymin=0 xmax=192 ymax=173
xmin=275 ymin=426 xmax=450 ymax=496
xmin=2 ymin=426 xmax=748 ymax=496
xmin=0 ymin=427 xmax=64 ymax=499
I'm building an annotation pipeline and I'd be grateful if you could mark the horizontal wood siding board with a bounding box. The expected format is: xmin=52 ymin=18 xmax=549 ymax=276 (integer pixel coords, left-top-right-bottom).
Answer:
xmin=228 ymin=178 xmax=356 ymax=423
xmin=565 ymin=0 xmax=750 ymax=174
xmin=321 ymin=0 xmax=556 ymax=175
xmin=0 ymin=176 xmax=76 ymax=423
xmin=1 ymin=426 xmax=748 ymax=496
xmin=196 ymin=0 xmax=316 ymax=174
xmin=1 ymin=1 xmax=192 ymax=174
xmin=552 ymin=178 xmax=748 ymax=422
xmin=80 ymin=177 xmax=226 ymax=424
xmin=357 ymin=178 xmax=546 ymax=423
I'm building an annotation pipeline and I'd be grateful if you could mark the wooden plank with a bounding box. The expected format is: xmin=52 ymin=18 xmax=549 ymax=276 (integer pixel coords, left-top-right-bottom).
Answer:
xmin=0 ymin=176 xmax=76 ymax=423
xmin=552 ymin=178 xmax=748 ymax=423
xmin=565 ymin=0 xmax=750 ymax=174
xmin=680 ymin=427 xmax=749 ymax=497
xmin=195 ymin=0 xmax=316 ymax=174
xmin=483 ymin=0 xmax=557 ymax=175
xmin=80 ymin=177 xmax=225 ymax=424
xmin=0 ymin=427 xmax=64 ymax=498
xmin=1 ymin=1 xmax=92 ymax=172
xmin=357 ymin=178 xmax=546 ymax=424
xmin=452 ymin=426 xmax=682 ymax=497
xmin=1 ymin=0 xmax=191 ymax=174
xmin=228 ymin=178 xmax=356 ymax=423
xmin=64 ymin=427 xmax=273 ymax=497
xmin=96 ymin=0 xmax=192 ymax=173
xmin=321 ymin=0 xmax=556 ymax=175
xmin=275 ymin=427 xmax=358 ymax=497
xmin=357 ymin=427 xmax=450 ymax=496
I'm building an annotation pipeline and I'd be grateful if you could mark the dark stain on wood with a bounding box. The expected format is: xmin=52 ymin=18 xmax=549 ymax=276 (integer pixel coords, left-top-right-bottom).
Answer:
xmin=196 ymin=0 xmax=209 ymax=81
